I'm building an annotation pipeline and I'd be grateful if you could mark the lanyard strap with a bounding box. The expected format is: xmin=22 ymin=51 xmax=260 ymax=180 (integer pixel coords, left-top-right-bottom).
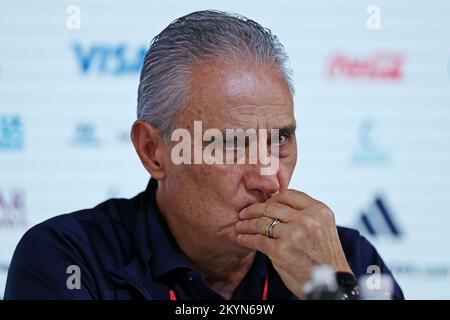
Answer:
xmin=169 ymin=275 xmax=269 ymax=300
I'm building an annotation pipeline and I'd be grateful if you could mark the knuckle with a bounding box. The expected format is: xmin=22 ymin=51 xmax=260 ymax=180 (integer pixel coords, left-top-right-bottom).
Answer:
xmin=285 ymin=189 xmax=300 ymax=198
xmin=314 ymin=203 xmax=334 ymax=220
xmin=290 ymin=229 xmax=304 ymax=243
xmin=303 ymin=216 xmax=318 ymax=230
xmin=321 ymin=206 xmax=335 ymax=220
xmin=266 ymin=201 xmax=283 ymax=213
xmin=276 ymin=189 xmax=295 ymax=202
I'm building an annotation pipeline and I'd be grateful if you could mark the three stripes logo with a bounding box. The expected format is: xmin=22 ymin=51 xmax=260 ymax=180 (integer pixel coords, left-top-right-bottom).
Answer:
xmin=355 ymin=195 xmax=403 ymax=238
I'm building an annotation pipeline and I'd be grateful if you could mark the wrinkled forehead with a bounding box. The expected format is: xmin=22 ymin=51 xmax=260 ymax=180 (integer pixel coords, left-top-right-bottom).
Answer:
xmin=175 ymin=60 xmax=295 ymax=131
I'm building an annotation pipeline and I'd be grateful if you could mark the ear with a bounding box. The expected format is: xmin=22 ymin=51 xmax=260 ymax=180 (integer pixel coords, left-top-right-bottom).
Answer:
xmin=131 ymin=120 xmax=166 ymax=180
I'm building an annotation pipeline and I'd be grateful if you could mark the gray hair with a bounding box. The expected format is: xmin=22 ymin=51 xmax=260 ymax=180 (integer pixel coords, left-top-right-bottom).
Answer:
xmin=137 ymin=10 xmax=294 ymax=138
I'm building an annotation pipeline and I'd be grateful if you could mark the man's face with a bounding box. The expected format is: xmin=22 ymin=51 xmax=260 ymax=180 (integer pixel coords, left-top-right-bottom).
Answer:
xmin=159 ymin=60 xmax=297 ymax=248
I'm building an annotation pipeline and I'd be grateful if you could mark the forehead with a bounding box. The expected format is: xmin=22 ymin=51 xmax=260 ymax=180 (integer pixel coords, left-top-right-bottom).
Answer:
xmin=178 ymin=59 xmax=295 ymax=130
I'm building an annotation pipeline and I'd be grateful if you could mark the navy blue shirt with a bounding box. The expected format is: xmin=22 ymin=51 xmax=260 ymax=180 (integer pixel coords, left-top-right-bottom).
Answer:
xmin=4 ymin=179 xmax=404 ymax=300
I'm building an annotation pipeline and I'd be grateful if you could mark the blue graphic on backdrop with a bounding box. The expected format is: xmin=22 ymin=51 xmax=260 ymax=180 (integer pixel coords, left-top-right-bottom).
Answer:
xmin=0 ymin=189 xmax=26 ymax=228
xmin=72 ymin=42 xmax=146 ymax=76
xmin=116 ymin=129 xmax=131 ymax=144
xmin=0 ymin=115 xmax=24 ymax=151
xmin=355 ymin=194 xmax=403 ymax=239
xmin=70 ymin=122 xmax=101 ymax=147
xmin=352 ymin=118 xmax=389 ymax=165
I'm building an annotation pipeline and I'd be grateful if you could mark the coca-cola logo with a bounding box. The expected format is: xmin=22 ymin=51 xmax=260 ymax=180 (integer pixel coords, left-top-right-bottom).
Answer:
xmin=327 ymin=51 xmax=404 ymax=81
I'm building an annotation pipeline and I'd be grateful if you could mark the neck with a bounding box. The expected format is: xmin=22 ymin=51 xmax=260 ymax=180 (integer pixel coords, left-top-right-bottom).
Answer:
xmin=194 ymin=250 xmax=256 ymax=300
xmin=156 ymin=190 xmax=255 ymax=299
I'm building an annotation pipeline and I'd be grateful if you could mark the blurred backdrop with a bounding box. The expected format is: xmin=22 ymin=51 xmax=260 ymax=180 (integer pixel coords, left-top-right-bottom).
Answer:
xmin=1 ymin=0 xmax=450 ymax=299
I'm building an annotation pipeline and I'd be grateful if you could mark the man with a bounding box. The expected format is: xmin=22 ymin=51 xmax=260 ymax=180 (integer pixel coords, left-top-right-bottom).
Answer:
xmin=5 ymin=10 xmax=403 ymax=300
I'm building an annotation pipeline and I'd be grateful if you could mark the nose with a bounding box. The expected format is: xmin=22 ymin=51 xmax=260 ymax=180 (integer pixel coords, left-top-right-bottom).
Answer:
xmin=243 ymin=166 xmax=280 ymax=199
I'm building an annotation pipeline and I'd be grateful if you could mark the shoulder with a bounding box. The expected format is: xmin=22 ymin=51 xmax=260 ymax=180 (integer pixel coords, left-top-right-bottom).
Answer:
xmin=4 ymin=194 xmax=142 ymax=299
xmin=17 ymin=195 xmax=137 ymax=250
xmin=336 ymin=226 xmax=383 ymax=274
xmin=12 ymin=192 xmax=144 ymax=263
xmin=336 ymin=226 xmax=405 ymax=299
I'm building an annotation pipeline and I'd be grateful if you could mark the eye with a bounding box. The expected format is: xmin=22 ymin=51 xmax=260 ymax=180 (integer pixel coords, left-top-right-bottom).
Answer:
xmin=279 ymin=134 xmax=288 ymax=145
xmin=272 ymin=133 xmax=290 ymax=147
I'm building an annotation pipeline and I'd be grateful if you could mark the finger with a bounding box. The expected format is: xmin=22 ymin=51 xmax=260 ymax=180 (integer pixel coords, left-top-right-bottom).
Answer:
xmin=269 ymin=189 xmax=318 ymax=210
xmin=239 ymin=201 xmax=296 ymax=222
xmin=235 ymin=217 xmax=287 ymax=239
xmin=235 ymin=216 xmax=272 ymax=234
xmin=236 ymin=233 xmax=275 ymax=256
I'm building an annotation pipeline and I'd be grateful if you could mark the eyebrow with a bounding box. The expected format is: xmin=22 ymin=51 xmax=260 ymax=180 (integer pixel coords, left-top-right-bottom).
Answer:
xmin=200 ymin=123 xmax=297 ymax=148
xmin=211 ymin=122 xmax=297 ymax=145
xmin=278 ymin=123 xmax=297 ymax=136
xmin=218 ymin=121 xmax=297 ymax=135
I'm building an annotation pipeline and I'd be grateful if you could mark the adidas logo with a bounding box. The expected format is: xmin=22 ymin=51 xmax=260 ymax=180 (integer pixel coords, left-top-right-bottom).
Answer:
xmin=355 ymin=195 xmax=403 ymax=238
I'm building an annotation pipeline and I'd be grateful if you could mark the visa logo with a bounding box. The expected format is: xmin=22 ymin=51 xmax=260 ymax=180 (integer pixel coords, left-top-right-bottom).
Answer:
xmin=72 ymin=42 xmax=146 ymax=76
